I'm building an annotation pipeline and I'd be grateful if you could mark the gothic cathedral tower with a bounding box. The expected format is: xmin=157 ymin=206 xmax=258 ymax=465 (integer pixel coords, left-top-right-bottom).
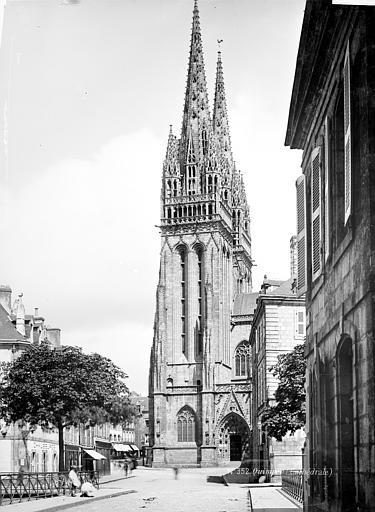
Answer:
xmin=149 ymin=0 xmax=254 ymax=467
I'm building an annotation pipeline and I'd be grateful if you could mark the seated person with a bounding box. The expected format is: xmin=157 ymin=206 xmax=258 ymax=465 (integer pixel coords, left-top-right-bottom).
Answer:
xmin=80 ymin=481 xmax=96 ymax=498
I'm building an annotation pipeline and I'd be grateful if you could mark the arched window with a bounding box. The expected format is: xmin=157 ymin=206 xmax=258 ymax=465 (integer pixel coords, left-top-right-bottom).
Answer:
xmin=177 ymin=408 xmax=196 ymax=442
xmin=337 ymin=337 xmax=355 ymax=506
xmin=235 ymin=342 xmax=250 ymax=377
xmin=201 ymin=130 xmax=208 ymax=155
xmin=179 ymin=248 xmax=186 ymax=354
xmin=166 ymin=180 xmax=171 ymax=198
xmin=208 ymin=175 xmax=213 ymax=193
xmin=196 ymin=247 xmax=203 ymax=354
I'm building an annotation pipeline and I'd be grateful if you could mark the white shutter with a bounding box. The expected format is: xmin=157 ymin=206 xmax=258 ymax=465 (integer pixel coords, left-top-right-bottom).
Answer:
xmin=295 ymin=309 xmax=305 ymax=338
xmin=324 ymin=117 xmax=330 ymax=261
xmin=344 ymin=41 xmax=352 ymax=224
xmin=311 ymin=147 xmax=322 ymax=281
xmin=296 ymin=175 xmax=307 ymax=295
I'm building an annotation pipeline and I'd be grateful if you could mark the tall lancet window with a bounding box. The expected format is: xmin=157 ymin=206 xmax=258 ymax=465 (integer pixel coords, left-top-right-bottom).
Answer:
xmin=179 ymin=248 xmax=187 ymax=354
xmin=177 ymin=408 xmax=195 ymax=442
xmin=201 ymin=130 xmax=208 ymax=155
xmin=235 ymin=341 xmax=250 ymax=377
xmin=196 ymin=247 xmax=203 ymax=354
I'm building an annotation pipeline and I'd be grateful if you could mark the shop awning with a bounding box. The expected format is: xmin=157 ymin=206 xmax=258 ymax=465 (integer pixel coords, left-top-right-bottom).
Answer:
xmin=83 ymin=449 xmax=106 ymax=460
xmin=112 ymin=443 xmax=133 ymax=452
xmin=129 ymin=444 xmax=139 ymax=451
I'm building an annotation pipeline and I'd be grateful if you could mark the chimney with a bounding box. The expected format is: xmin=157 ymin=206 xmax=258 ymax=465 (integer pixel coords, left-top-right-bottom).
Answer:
xmin=290 ymin=235 xmax=297 ymax=278
xmin=260 ymin=275 xmax=270 ymax=294
xmin=15 ymin=293 xmax=26 ymax=336
xmin=46 ymin=328 xmax=61 ymax=347
xmin=0 ymin=285 xmax=12 ymax=313
xmin=34 ymin=307 xmax=39 ymax=317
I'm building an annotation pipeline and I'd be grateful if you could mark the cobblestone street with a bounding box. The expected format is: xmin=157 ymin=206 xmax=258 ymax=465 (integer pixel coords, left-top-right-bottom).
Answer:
xmin=73 ymin=466 xmax=248 ymax=512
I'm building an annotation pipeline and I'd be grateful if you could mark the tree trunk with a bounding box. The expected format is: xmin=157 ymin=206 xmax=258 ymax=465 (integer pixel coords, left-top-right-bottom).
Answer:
xmin=58 ymin=424 xmax=65 ymax=472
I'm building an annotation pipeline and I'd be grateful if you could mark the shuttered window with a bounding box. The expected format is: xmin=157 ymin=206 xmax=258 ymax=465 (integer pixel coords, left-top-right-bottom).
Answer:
xmin=295 ymin=309 xmax=305 ymax=338
xmin=344 ymin=41 xmax=352 ymax=224
xmin=311 ymin=147 xmax=322 ymax=281
xmin=296 ymin=175 xmax=307 ymax=295
xmin=324 ymin=117 xmax=330 ymax=261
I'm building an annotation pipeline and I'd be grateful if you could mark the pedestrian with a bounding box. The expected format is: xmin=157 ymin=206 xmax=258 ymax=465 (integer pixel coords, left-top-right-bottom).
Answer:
xmin=80 ymin=480 xmax=95 ymax=498
xmin=16 ymin=466 xmax=24 ymax=491
xmin=68 ymin=466 xmax=81 ymax=497
xmin=123 ymin=461 xmax=128 ymax=477
xmin=172 ymin=466 xmax=179 ymax=479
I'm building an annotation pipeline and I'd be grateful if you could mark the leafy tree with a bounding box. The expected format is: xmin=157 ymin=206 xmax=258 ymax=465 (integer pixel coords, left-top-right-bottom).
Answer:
xmin=261 ymin=343 xmax=306 ymax=441
xmin=1 ymin=342 xmax=133 ymax=471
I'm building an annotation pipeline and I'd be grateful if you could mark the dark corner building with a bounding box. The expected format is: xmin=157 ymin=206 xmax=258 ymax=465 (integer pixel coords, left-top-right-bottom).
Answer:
xmin=286 ymin=1 xmax=375 ymax=511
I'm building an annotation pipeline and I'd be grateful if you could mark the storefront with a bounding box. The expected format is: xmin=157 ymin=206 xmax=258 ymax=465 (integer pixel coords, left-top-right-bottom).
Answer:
xmin=65 ymin=444 xmax=79 ymax=471
xmin=111 ymin=443 xmax=133 ymax=459
xmin=94 ymin=440 xmax=111 ymax=475
xmin=81 ymin=448 xmax=107 ymax=475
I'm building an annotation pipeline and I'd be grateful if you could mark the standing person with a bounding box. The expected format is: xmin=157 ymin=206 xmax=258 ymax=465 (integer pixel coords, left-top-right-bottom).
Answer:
xmin=68 ymin=466 xmax=81 ymax=497
xmin=123 ymin=460 xmax=128 ymax=477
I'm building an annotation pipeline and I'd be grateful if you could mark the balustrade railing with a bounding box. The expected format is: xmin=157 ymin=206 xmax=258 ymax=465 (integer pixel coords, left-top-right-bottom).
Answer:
xmin=0 ymin=470 xmax=99 ymax=506
xmin=281 ymin=470 xmax=303 ymax=503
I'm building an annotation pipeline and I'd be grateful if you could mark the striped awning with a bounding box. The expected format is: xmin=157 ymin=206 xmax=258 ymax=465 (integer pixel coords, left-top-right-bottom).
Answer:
xmin=112 ymin=443 xmax=133 ymax=452
xmin=83 ymin=449 xmax=106 ymax=460
xmin=129 ymin=444 xmax=140 ymax=451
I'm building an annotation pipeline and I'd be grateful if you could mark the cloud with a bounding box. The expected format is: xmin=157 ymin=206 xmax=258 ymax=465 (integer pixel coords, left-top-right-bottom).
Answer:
xmin=64 ymin=320 xmax=152 ymax=395
xmin=0 ymin=129 xmax=164 ymax=346
xmin=229 ymin=93 xmax=302 ymax=288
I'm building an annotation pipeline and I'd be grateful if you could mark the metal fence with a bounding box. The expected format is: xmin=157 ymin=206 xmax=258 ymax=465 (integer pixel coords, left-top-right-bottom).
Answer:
xmin=281 ymin=470 xmax=303 ymax=503
xmin=0 ymin=470 xmax=99 ymax=506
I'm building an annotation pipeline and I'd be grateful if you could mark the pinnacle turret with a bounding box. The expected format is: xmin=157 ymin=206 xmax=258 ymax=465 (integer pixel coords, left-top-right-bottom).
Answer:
xmin=181 ymin=0 xmax=211 ymax=161
xmin=213 ymin=51 xmax=232 ymax=161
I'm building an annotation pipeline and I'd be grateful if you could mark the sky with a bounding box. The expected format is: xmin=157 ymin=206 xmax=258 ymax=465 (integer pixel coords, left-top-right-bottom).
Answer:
xmin=0 ymin=0 xmax=304 ymax=395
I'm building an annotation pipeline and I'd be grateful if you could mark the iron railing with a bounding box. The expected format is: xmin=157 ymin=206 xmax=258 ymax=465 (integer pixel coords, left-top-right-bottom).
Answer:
xmin=281 ymin=470 xmax=303 ymax=503
xmin=0 ymin=470 xmax=99 ymax=506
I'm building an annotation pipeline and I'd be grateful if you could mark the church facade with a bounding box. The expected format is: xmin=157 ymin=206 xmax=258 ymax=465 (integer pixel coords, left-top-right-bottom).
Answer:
xmin=148 ymin=1 xmax=254 ymax=467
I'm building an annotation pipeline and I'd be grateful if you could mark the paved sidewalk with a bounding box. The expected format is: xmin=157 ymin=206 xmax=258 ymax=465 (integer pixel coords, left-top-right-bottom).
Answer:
xmin=249 ymin=486 xmax=302 ymax=511
xmin=0 ymin=466 xmax=248 ymax=512
xmin=0 ymin=476 xmax=135 ymax=512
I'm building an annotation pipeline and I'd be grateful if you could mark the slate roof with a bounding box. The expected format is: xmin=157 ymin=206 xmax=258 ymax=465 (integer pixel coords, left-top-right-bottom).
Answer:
xmin=266 ymin=277 xmax=296 ymax=297
xmin=232 ymin=293 xmax=258 ymax=316
xmin=0 ymin=304 xmax=28 ymax=342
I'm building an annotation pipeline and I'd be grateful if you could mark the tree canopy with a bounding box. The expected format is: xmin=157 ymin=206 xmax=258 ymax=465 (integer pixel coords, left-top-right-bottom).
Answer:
xmin=261 ymin=343 xmax=306 ymax=441
xmin=1 ymin=342 xmax=134 ymax=470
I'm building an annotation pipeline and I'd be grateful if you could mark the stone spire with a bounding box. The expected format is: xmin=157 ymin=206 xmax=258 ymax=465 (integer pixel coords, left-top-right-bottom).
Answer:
xmin=163 ymin=125 xmax=179 ymax=177
xmin=180 ymin=0 xmax=211 ymax=160
xmin=213 ymin=50 xmax=232 ymax=161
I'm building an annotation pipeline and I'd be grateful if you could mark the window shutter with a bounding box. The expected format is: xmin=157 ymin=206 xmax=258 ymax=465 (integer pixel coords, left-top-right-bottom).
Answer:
xmin=311 ymin=147 xmax=322 ymax=281
xmin=324 ymin=117 xmax=330 ymax=261
xmin=296 ymin=174 xmax=307 ymax=295
xmin=295 ymin=309 xmax=305 ymax=337
xmin=344 ymin=41 xmax=352 ymax=224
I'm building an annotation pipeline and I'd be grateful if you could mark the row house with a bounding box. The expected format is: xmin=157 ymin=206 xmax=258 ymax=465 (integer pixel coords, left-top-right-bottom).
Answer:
xmin=286 ymin=1 xmax=375 ymax=510
xmin=0 ymin=285 xmax=60 ymax=473
xmin=0 ymin=285 xmax=134 ymax=475
xmin=250 ymin=273 xmax=305 ymax=481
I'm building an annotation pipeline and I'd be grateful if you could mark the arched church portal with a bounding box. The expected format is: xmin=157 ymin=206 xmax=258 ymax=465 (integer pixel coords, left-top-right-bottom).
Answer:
xmin=217 ymin=413 xmax=251 ymax=462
